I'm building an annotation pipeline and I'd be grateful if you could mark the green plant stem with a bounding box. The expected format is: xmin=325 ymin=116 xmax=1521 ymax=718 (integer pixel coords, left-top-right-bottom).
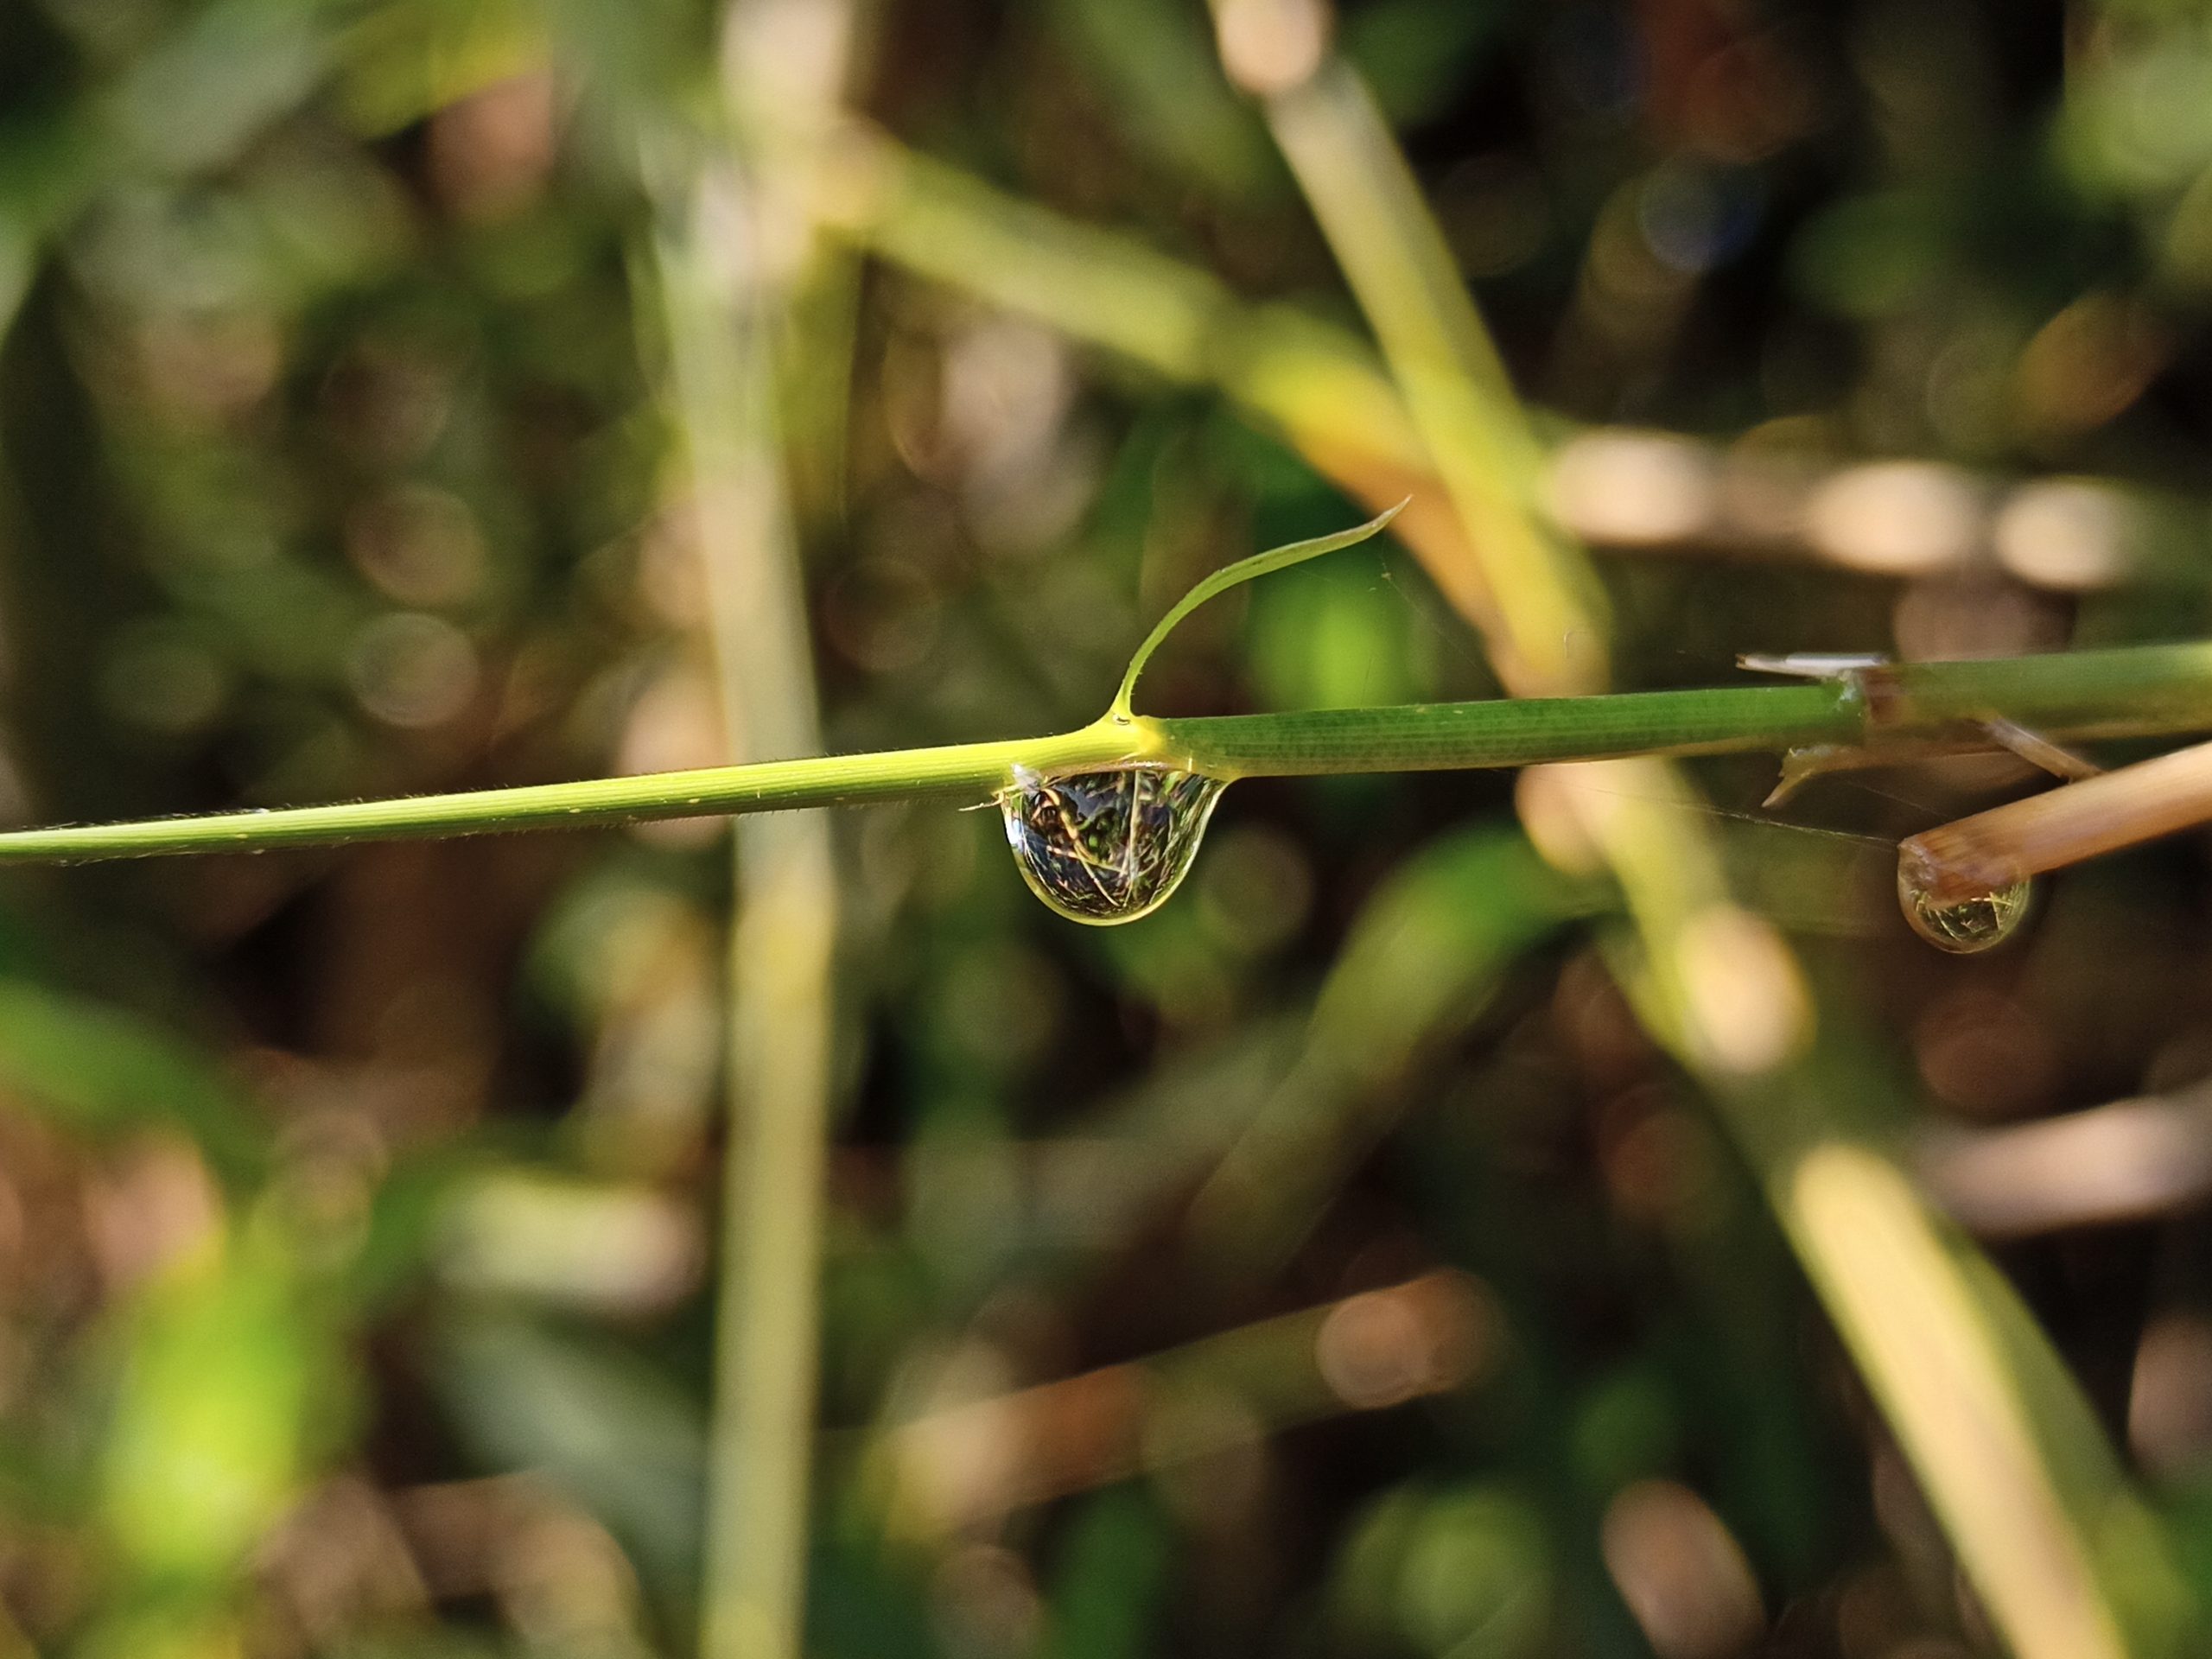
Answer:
xmin=1170 ymin=644 xmax=2212 ymax=773
xmin=2 ymin=645 xmax=2211 ymax=861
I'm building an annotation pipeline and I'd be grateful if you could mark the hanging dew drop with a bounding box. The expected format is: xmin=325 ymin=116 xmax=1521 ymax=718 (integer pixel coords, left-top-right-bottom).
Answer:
xmin=997 ymin=764 xmax=1226 ymax=925
xmin=989 ymin=507 xmax=1388 ymax=925
xmin=1896 ymin=856 xmax=2034 ymax=954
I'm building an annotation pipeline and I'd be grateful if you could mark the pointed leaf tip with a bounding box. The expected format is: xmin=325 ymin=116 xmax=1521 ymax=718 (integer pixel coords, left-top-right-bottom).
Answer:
xmin=1110 ymin=501 xmax=1408 ymax=717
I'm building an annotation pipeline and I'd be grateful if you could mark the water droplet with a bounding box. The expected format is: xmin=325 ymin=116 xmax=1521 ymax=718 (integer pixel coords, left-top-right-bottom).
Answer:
xmin=1897 ymin=859 xmax=2034 ymax=953
xmin=998 ymin=765 xmax=1225 ymax=925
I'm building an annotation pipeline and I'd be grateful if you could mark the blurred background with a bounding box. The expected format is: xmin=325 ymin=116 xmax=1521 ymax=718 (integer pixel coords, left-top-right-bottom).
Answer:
xmin=3 ymin=0 xmax=2212 ymax=1656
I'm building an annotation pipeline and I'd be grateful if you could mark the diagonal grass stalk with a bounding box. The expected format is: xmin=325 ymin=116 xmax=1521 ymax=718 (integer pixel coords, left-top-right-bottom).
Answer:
xmin=1207 ymin=19 xmax=2188 ymax=1657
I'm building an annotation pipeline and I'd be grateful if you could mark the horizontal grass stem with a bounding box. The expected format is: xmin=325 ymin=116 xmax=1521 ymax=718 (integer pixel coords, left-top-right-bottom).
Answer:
xmin=0 ymin=728 xmax=1142 ymax=862
xmin=1 ymin=644 xmax=2209 ymax=862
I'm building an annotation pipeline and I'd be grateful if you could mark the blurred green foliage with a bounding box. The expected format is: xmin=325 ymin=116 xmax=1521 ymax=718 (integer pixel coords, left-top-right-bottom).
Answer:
xmin=3 ymin=1 xmax=2212 ymax=1656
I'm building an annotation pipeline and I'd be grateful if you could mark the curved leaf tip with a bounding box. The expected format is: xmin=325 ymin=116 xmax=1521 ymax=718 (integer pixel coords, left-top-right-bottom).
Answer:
xmin=1110 ymin=499 xmax=1408 ymax=717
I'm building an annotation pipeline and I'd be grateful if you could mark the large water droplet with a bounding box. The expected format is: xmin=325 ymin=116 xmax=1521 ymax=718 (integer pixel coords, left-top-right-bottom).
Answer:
xmin=1896 ymin=859 xmax=2034 ymax=953
xmin=998 ymin=765 xmax=1226 ymax=925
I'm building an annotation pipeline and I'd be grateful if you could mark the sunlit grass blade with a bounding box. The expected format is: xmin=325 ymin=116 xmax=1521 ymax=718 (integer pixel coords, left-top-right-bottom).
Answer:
xmin=1232 ymin=54 xmax=1601 ymax=695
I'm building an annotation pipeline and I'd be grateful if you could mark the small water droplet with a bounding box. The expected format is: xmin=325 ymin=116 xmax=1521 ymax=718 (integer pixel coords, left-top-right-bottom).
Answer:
xmin=998 ymin=765 xmax=1225 ymax=925
xmin=1897 ymin=859 xmax=2034 ymax=953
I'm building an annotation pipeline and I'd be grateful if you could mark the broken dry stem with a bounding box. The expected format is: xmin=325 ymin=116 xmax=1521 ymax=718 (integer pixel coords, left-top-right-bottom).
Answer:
xmin=1900 ymin=736 xmax=2212 ymax=906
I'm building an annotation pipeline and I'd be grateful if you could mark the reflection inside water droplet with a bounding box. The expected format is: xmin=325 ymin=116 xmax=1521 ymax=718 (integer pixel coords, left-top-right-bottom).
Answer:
xmin=998 ymin=765 xmax=1226 ymax=925
xmin=1897 ymin=860 xmax=2034 ymax=953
